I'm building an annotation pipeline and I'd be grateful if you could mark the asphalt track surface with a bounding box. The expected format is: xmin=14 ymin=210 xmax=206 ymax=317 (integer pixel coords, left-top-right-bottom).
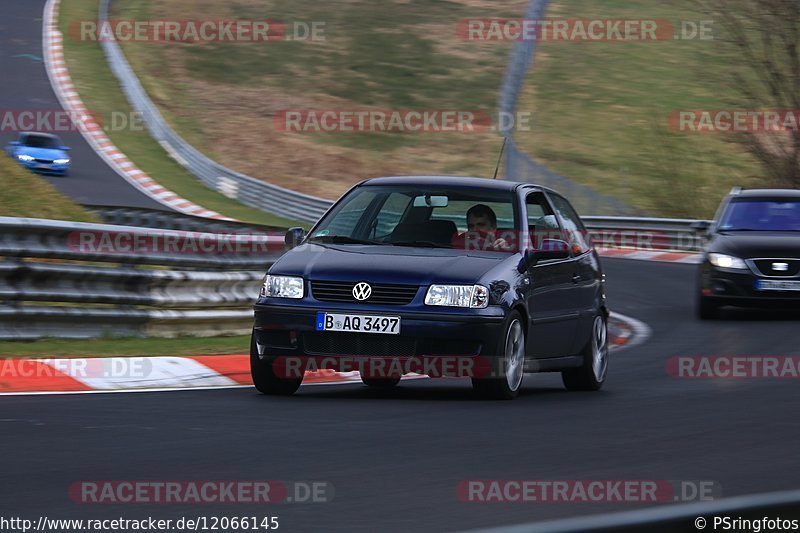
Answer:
xmin=0 ymin=0 xmax=165 ymax=209
xmin=2 ymin=258 xmax=800 ymax=531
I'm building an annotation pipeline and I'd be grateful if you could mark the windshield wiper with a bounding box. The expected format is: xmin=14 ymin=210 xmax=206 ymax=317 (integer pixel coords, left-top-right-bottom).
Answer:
xmin=308 ymin=235 xmax=381 ymax=245
xmin=390 ymin=240 xmax=452 ymax=248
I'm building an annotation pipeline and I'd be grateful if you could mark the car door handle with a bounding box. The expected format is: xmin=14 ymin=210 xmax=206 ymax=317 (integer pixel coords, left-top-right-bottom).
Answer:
xmin=571 ymin=273 xmax=581 ymax=283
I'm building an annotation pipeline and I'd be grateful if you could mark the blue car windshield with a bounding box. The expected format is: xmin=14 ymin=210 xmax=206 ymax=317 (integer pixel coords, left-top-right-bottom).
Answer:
xmin=719 ymin=199 xmax=800 ymax=232
xmin=309 ymin=185 xmax=519 ymax=250
xmin=23 ymin=135 xmax=61 ymax=149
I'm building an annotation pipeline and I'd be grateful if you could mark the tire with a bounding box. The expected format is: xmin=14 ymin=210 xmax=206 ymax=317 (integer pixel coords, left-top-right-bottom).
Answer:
xmin=472 ymin=311 xmax=526 ymax=400
xmin=250 ymin=334 xmax=303 ymax=395
xmin=697 ymin=294 xmax=720 ymax=320
xmin=562 ymin=313 xmax=608 ymax=391
xmin=360 ymin=374 xmax=401 ymax=388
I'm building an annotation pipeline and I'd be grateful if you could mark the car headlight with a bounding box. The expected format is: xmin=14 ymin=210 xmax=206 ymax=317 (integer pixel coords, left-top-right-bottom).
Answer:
xmin=708 ymin=253 xmax=748 ymax=270
xmin=424 ymin=284 xmax=489 ymax=308
xmin=54 ymin=159 xmax=70 ymax=165
xmin=260 ymin=275 xmax=304 ymax=298
xmin=17 ymin=155 xmax=34 ymax=162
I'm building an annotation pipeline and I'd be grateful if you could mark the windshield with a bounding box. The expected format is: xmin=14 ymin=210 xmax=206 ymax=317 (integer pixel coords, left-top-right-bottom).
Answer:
xmin=309 ymin=185 xmax=519 ymax=251
xmin=23 ymin=134 xmax=62 ymax=149
xmin=719 ymin=199 xmax=800 ymax=232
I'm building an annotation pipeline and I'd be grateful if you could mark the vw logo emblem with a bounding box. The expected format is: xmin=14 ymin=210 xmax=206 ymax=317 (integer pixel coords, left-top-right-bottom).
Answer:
xmin=352 ymin=282 xmax=372 ymax=301
xmin=773 ymin=262 xmax=789 ymax=272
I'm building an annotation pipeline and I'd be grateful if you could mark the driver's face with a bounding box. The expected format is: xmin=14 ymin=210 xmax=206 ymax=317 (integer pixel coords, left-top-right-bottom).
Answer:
xmin=467 ymin=214 xmax=495 ymax=232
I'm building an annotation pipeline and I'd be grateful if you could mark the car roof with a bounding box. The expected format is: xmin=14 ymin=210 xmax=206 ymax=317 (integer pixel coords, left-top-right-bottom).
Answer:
xmin=731 ymin=188 xmax=800 ymax=199
xmin=360 ymin=175 xmax=556 ymax=194
xmin=20 ymin=132 xmax=60 ymax=139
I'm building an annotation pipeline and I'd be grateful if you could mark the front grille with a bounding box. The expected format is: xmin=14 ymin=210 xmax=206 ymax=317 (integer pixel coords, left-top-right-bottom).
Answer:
xmin=311 ymin=280 xmax=419 ymax=305
xmin=303 ymin=333 xmax=417 ymax=357
xmin=34 ymin=158 xmax=53 ymax=164
xmin=751 ymin=259 xmax=800 ymax=277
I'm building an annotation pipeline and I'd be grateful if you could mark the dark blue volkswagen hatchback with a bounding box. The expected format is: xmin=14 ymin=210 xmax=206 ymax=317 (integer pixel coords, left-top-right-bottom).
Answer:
xmin=252 ymin=176 xmax=608 ymax=399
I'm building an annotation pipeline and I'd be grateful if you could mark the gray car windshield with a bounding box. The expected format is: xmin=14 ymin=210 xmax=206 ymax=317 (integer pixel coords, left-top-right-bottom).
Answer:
xmin=308 ymin=185 xmax=518 ymax=251
xmin=719 ymin=199 xmax=800 ymax=232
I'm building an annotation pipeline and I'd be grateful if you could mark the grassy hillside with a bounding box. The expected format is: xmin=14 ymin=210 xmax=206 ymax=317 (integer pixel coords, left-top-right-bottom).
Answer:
xmin=515 ymin=0 xmax=765 ymax=217
xmin=0 ymin=155 xmax=99 ymax=222
xmin=61 ymin=0 xmax=771 ymax=218
xmin=109 ymin=0 xmax=527 ymax=200
xmin=59 ymin=0 xmax=301 ymax=226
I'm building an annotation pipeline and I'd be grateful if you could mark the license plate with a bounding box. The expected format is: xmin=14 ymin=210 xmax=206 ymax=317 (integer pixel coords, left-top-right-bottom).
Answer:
xmin=755 ymin=279 xmax=800 ymax=291
xmin=316 ymin=312 xmax=401 ymax=334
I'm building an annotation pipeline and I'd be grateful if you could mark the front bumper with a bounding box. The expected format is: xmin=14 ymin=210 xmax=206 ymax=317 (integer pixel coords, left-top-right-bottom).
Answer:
xmin=699 ymin=262 xmax=800 ymax=307
xmin=252 ymin=300 xmax=507 ymax=377
xmin=17 ymin=159 xmax=69 ymax=174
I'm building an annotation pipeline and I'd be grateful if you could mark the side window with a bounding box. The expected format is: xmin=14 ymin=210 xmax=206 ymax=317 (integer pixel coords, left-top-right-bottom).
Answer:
xmin=549 ymin=194 xmax=591 ymax=255
xmin=526 ymin=192 xmax=560 ymax=249
xmin=373 ymin=193 xmax=412 ymax=238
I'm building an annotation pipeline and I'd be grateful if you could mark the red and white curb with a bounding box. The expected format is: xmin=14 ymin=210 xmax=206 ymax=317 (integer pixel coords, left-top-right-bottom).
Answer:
xmin=42 ymin=0 xmax=232 ymax=221
xmin=0 ymin=313 xmax=647 ymax=395
xmin=0 ymin=355 xmax=362 ymax=395
xmin=597 ymin=248 xmax=701 ymax=264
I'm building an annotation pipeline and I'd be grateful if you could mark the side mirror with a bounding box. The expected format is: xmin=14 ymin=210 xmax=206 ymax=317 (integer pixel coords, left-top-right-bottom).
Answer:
xmin=538 ymin=238 xmax=571 ymax=260
xmin=691 ymin=220 xmax=711 ymax=233
xmin=284 ymin=227 xmax=305 ymax=249
xmin=518 ymin=239 xmax=570 ymax=272
xmin=9 ymin=141 xmax=20 ymax=146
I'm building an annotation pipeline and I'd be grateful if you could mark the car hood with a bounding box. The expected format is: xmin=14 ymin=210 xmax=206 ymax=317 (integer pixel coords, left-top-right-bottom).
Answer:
xmin=14 ymin=146 xmax=68 ymax=160
xmin=710 ymin=232 xmax=800 ymax=258
xmin=271 ymin=243 xmax=509 ymax=285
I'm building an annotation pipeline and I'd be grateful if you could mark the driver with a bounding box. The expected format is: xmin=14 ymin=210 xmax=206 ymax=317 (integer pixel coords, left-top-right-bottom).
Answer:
xmin=465 ymin=204 xmax=511 ymax=250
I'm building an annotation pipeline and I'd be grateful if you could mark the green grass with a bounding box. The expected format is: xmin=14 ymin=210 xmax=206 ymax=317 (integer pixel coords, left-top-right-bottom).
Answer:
xmin=0 ymin=156 xmax=99 ymax=222
xmin=0 ymin=335 xmax=250 ymax=358
xmin=102 ymin=0 xmax=527 ymax=194
xmin=515 ymin=0 xmax=766 ymax=218
xmin=131 ymin=0 xmax=515 ymax=116
xmin=62 ymin=0 xmax=763 ymax=217
xmin=59 ymin=0 xmax=301 ymax=227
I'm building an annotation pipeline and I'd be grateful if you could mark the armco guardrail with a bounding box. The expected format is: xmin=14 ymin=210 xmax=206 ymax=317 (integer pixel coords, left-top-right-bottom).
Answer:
xmin=87 ymin=205 xmax=286 ymax=233
xmin=0 ymin=216 xmax=705 ymax=340
xmin=584 ymin=216 xmax=710 ymax=252
xmin=0 ymin=217 xmax=282 ymax=339
xmin=99 ymin=0 xmax=334 ymax=224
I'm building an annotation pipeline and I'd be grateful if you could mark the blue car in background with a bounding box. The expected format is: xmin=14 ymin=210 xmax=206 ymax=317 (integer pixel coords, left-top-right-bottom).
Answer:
xmin=5 ymin=132 xmax=71 ymax=176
